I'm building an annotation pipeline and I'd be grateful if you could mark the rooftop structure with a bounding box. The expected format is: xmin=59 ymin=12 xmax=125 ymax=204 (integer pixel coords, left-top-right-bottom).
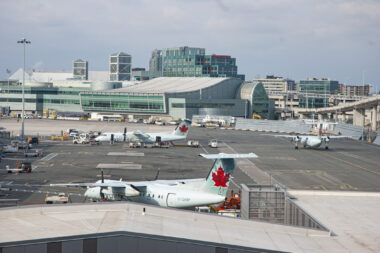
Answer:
xmin=1 ymin=194 xmax=379 ymax=252
xmin=10 ymin=68 xmax=109 ymax=82
xmin=105 ymin=77 xmax=231 ymax=94
xmin=110 ymin=52 xmax=132 ymax=81
xmin=73 ymin=59 xmax=88 ymax=80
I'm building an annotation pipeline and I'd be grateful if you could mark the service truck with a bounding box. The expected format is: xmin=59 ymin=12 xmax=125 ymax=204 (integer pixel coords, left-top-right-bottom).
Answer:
xmin=45 ymin=193 xmax=69 ymax=204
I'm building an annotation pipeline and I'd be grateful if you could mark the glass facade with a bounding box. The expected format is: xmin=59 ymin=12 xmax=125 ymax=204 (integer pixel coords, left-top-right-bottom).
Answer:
xmin=110 ymin=52 xmax=132 ymax=81
xmin=299 ymin=79 xmax=339 ymax=95
xmin=0 ymin=97 xmax=80 ymax=104
xmin=298 ymin=79 xmax=338 ymax=108
xmin=0 ymin=87 xmax=86 ymax=95
xmin=299 ymin=97 xmax=329 ymax=108
xmin=0 ymin=86 xmax=87 ymax=112
xmin=73 ymin=59 xmax=88 ymax=80
xmin=251 ymin=84 xmax=269 ymax=118
xmin=238 ymin=82 xmax=269 ymax=119
xmin=80 ymin=93 xmax=165 ymax=113
xmin=160 ymin=47 xmax=244 ymax=80
xmin=149 ymin=49 xmax=162 ymax=73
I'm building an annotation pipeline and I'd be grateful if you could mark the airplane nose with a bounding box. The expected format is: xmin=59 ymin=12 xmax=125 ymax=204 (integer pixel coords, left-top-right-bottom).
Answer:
xmin=84 ymin=189 xmax=90 ymax=198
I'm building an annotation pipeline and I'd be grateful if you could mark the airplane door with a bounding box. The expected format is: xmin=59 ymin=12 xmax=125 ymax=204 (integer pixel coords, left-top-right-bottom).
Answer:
xmin=166 ymin=193 xmax=176 ymax=207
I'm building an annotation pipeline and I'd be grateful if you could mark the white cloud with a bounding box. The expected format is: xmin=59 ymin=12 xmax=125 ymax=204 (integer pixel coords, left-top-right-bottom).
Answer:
xmin=0 ymin=0 xmax=379 ymax=87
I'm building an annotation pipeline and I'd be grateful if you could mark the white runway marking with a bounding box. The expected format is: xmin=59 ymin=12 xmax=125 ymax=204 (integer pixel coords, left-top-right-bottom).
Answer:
xmin=39 ymin=153 xmax=58 ymax=162
xmin=107 ymin=152 xmax=144 ymax=156
xmin=199 ymin=143 xmax=208 ymax=154
xmin=96 ymin=163 xmax=142 ymax=170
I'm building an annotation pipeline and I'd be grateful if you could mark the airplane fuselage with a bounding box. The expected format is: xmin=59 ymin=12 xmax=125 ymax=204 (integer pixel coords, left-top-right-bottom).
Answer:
xmin=299 ymin=136 xmax=322 ymax=148
xmin=95 ymin=132 xmax=186 ymax=143
xmin=84 ymin=179 xmax=225 ymax=208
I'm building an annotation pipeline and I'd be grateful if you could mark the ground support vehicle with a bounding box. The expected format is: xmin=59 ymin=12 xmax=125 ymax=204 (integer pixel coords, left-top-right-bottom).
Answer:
xmin=208 ymin=139 xmax=218 ymax=148
xmin=24 ymin=149 xmax=42 ymax=157
xmin=187 ymin=140 xmax=199 ymax=148
xmin=45 ymin=193 xmax=69 ymax=204
xmin=6 ymin=161 xmax=32 ymax=173
xmin=73 ymin=135 xmax=89 ymax=144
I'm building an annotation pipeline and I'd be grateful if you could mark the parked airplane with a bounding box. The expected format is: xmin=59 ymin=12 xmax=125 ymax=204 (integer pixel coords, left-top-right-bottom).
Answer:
xmin=94 ymin=119 xmax=191 ymax=143
xmin=272 ymin=130 xmax=350 ymax=149
xmin=50 ymin=153 xmax=258 ymax=208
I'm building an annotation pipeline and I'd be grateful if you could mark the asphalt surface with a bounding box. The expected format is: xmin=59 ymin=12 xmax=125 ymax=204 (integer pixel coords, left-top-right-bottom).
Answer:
xmin=1 ymin=119 xmax=380 ymax=207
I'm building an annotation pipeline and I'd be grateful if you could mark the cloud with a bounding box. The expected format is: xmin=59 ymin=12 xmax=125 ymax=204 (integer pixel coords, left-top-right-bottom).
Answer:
xmin=0 ymin=0 xmax=379 ymax=88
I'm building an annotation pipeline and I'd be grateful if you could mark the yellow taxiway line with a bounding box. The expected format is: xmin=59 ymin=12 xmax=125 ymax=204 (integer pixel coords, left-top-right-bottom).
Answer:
xmin=313 ymin=150 xmax=380 ymax=176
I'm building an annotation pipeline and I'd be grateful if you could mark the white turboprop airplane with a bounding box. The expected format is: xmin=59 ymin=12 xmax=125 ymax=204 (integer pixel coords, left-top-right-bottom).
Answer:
xmin=50 ymin=153 xmax=258 ymax=208
xmin=94 ymin=119 xmax=191 ymax=143
xmin=272 ymin=130 xmax=350 ymax=149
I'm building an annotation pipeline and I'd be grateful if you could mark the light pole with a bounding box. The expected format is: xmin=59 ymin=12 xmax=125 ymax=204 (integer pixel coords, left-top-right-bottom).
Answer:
xmin=6 ymin=69 xmax=11 ymax=92
xmin=17 ymin=38 xmax=31 ymax=140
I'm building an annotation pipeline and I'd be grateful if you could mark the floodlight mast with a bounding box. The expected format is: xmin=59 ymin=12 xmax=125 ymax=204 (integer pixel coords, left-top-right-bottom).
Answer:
xmin=17 ymin=38 xmax=31 ymax=140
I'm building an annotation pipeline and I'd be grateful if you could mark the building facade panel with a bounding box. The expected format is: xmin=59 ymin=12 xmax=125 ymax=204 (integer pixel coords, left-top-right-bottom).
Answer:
xmin=80 ymin=93 xmax=166 ymax=113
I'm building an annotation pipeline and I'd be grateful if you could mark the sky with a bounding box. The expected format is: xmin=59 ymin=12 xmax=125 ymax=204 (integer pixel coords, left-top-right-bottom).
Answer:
xmin=0 ymin=0 xmax=379 ymax=91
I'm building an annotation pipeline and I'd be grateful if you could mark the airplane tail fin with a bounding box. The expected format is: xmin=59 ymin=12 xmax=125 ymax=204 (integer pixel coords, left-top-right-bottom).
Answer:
xmin=199 ymin=153 xmax=258 ymax=197
xmin=173 ymin=119 xmax=191 ymax=137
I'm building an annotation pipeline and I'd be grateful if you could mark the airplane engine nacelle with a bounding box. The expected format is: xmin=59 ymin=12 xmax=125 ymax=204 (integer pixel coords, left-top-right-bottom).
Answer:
xmin=124 ymin=185 xmax=140 ymax=197
xmin=325 ymin=137 xmax=330 ymax=143
xmin=84 ymin=187 xmax=102 ymax=200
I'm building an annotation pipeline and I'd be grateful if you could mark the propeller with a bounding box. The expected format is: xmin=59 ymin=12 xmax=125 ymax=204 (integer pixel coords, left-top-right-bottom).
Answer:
xmin=153 ymin=168 xmax=160 ymax=181
xmin=123 ymin=127 xmax=127 ymax=142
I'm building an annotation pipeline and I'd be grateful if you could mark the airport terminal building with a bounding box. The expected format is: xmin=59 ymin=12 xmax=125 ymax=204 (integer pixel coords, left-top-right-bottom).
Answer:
xmin=0 ymin=77 xmax=270 ymax=120
xmin=79 ymin=77 xmax=269 ymax=120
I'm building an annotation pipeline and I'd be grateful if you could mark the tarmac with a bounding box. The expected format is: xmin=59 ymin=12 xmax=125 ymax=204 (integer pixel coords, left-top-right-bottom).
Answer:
xmin=1 ymin=118 xmax=380 ymax=252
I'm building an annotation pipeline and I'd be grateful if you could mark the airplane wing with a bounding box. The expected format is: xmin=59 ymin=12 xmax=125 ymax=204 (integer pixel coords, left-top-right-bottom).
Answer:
xmin=153 ymin=178 xmax=205 ymax=185
xmin=304 ymin=122 xmax=337 ymax=125
xmin=200 ymin=153 xmax=258 ymax=159
xmin=50 ymin=183 xmax=98 ymax=188
xmin=51 ymin=182 xmax=140 ymax=196
xmin=51 ymin=181 xmax=135 ymax=188
xmin=269 ymin=134 xmax=318 ymax=138
xmin=265 ymin=134 xmax=304 ymax=139
xmin=132 ymin=130 xmax=152 ymax=141
xmin=321 ymin=136 xmax=352 ymax=140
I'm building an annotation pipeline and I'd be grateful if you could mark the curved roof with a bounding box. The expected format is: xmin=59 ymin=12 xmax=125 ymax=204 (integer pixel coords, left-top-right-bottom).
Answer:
xmin=236 ymin=81 xmax=260 ymax=100
xmin=105 ymin=77 xmax=229 ymax=94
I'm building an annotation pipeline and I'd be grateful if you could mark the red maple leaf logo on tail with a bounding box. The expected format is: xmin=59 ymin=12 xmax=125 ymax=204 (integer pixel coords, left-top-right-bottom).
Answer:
xmin=179 ymin=124 xmax=188 ymax=133
xmin=212 ymin=166 xmax=230 ymax=187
